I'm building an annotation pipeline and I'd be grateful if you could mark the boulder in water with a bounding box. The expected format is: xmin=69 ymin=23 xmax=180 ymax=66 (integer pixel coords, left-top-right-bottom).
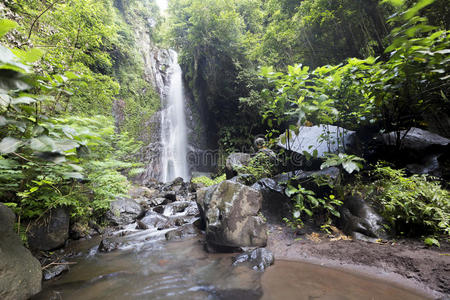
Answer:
xmin=196 ymin=180 xmax=267 ymax=252
xmin=27 ymin=207 xmax=70 ymax=251
xmin=106 ymin=197 xmax=144 ymax=226
xmin=232 ymin=248 xmax=275 ymax=271
xmin=151 ymin=197 xmax=169 ymax=206
xmin=139 ymin=211 xmax=170 ymax=229
xmin=165 ymin=223 xmax=199 ymax=241
xmin=43 ymin=262 xmax=69 ymax=281
xmin=0 ymin=204 xmax=42 ymax=300
xmin=98 ymin=238 xmax=120 ymax=253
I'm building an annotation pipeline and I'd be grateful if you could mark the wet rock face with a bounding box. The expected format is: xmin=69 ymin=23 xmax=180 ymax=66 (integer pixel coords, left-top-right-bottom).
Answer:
xmin=251 ymin=178 xmax=292 ymax=224
xmin=98 ymin=238 xmax=120 ymax=253
xmin=381 ymin=127 xmax=450 ymax=150
xmin=339 ymin=194 xmax=389 ymax=240
xmin=140 ymin=211 xmax=170 ymax=229
xmin=165 ymin=223 xmax=199 ymax=241
xmin=225 ymin=153 xmax=252 ymax=179
xmin=0 ymin=204 xmax=42 ymax=300
xmin=27 ymin=207 xmax=70 ymax=251
xmin=233 ymin=248 xmax=275 ymax=271
xmin=378 ymin=128 xmax=450 ymax=177
xmin=197 ymin=181 xmax=268 ymax=252
xmin=106 ymin=197 xmax=144 ymax=226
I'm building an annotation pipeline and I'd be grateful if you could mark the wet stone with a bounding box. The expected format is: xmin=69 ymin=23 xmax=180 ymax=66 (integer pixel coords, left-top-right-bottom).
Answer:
xmin=164 ymin=191 xmax=177 ymax=202
xmin=98 ymin=238 xmax=120 ymax=253
xmin=153 ymin=205 xmax=165 ymax=214
xmin=165 ymin=224 xmax=199 ymax=241
xmin=43 ymin=263 xmax=70 ymax=281
xmin=151 ymin=197 xmax=168 ymax=206
xmin=232 ymin=248 xmax=275 ymax=271
xmin=136 ymin=220 xmax=149 ymax=230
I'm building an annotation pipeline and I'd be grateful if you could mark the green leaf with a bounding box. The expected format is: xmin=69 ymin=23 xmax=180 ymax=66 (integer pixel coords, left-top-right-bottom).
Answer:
xmin=0 ymin=158 xmax=20 ymax=168
xmin=0 ymin=137 xmax=22 ymax=154
xmin=330 ymin=210 xmax=341 ymax=217
xmin=0 ymin=45 xmax=30 ymax=73
xmin=424 ymin=237 xmax=440 ymax=247
xmin=285 ymin=184 xmax=299 ymax=197
xmin=0 ymin=94 xmax=11 ymax=107
xmin=0 ymin=19 xmax=17 ymax=38
xmin=342 ymin=161 xmax=360 ymax=174
xmin=62 ymin=172 xmax=84 ymax=179
xmin=30 ymin=136 xmax=56 ymax=152
xmin=303 ymin=208 xmax=313 ymax=217
xmin=12 ymin=48 xmax=43 ymax=64
xmin=404 ymin=0 xmax=434 ymax=19
xmin=381 ymin=0 xmax=404 ymax=7
xmin=11 ymin=96 xmax=36 ymax=105
xmin=434 ymin=49 xmax=450 ymax=55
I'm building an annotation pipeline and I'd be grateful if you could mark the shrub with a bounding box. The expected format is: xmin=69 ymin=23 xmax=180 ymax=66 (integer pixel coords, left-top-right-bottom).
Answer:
xmin=192 ymin=174 xmax=226 ymax=187
xmin=373 ymin=165 xmax=450 ymax=236
xmin=236 ymin=151 xmax=276 ymax=184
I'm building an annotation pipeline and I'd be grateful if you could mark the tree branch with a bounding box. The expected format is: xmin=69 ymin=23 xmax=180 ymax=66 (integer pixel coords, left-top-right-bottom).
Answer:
xmin=28 ymin=0 xmax=61 ymax=40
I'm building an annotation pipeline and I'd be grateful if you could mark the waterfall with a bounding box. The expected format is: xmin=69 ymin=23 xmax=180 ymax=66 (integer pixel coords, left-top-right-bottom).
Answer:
xmin=160 ymin=50 xmax=189 ymax=182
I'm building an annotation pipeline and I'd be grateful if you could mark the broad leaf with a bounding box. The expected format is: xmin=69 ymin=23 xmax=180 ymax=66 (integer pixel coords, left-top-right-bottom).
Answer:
xmin=30 ymin=136 xmax=56 ymax=152
xmin=0 ymin=19 xmax=17 ymax=38
xmin=342 ymin=161 xmax=360 ymax=174
xmin=0 ymin=137 xmax=22 ymax=154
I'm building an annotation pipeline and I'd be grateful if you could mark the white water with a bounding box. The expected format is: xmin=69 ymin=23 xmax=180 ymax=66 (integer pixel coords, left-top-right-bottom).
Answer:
xmin=160 ymin=50 xmax=189 ymax=182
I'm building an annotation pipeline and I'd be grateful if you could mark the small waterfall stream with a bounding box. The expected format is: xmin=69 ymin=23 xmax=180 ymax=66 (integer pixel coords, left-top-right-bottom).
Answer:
xmin=160 ymin=51 xmax=189 ymax=182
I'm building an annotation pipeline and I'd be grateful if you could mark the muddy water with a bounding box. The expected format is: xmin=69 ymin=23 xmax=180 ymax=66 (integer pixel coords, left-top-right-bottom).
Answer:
xmin=262 ymin=260 xmax=429 ymax=300
xmin=34 ymin=233 xmax=429 ymax=300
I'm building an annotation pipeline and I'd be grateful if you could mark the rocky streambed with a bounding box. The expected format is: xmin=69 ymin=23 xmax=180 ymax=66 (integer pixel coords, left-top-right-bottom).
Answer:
xmin=13 ymin=176 xmax=442 ymax=300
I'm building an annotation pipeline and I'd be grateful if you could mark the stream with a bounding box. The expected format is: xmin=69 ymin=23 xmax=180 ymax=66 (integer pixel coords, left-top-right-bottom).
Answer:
xmin=33 ymin=228 xmax=429 ymax=300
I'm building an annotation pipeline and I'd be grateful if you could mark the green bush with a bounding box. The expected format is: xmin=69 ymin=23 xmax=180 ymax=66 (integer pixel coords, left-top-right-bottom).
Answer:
xmin=192 ymin=174 xmax=226 ymax=187
xmin=373 ymin=165 xmax=450 ymax=236
xmin=283 ymin=183 xmax=342 ymax=229
xmin=236 ymin=151 xmax=276 ymax=184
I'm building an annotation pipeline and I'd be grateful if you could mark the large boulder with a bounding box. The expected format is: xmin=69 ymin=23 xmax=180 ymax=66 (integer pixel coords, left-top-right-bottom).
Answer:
xmin=251 ymin=178 xmax=291 ymax=224
xmin=139 ymin=210 xmax=170 ymax=229
xmin=379 ymin=128 xmax=450 ymax=177
xmin=339 ymin=194 xmax=389 ymax=241
xmin=381 ymin=127 xmax=450 ymax=150
xmin=196 ymin=181 xmax=267 ymax=252
xmin=27 ymin=207 xmax=70 ymax=251
xmin=106 ymin=197 xmax=145 ymax=226
xmin=278 ymin=125 xmax=356 ymax=159
xmin=225 ymin=153 xmax=252 ymax=179
xmin=0 ymin=204 xmax=42 ymax=300
xmin=232 ymin=248 xmax=275 ymax=271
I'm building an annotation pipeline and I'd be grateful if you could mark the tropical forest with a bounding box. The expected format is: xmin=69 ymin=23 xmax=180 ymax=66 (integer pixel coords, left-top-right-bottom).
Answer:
xmin=0 ymin=0 xmax=449 ymax=299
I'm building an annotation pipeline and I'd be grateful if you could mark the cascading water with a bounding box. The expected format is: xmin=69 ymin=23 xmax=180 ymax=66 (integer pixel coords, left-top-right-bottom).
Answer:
xmin=160 ymin=50 xmax=189 ymax=182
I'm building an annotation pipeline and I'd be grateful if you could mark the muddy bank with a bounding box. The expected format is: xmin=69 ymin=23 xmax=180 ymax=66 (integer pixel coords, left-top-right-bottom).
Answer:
xmin=266 ymin=224 xmax=450 ymax=299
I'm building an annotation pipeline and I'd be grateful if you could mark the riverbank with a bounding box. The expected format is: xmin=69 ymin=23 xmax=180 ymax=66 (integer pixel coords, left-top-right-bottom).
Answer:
xmin=266 ymin=223 xmax=450 ymax=299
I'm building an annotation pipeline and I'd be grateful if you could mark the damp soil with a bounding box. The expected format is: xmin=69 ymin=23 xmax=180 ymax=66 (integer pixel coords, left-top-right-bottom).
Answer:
xmin=266 ymin=223 xmax=450 ymax=299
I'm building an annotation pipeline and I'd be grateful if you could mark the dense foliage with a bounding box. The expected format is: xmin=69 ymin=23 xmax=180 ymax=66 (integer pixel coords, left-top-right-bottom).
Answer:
xmin=372 ymin=164 xmax=449 ymax=236
xmin=166 ymin=0 xmax=449 ymax=238
xmin=0 ymin=0 xmax=161 ymax=228
xmin=167 ymin=0 xmax=448 ymax=151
